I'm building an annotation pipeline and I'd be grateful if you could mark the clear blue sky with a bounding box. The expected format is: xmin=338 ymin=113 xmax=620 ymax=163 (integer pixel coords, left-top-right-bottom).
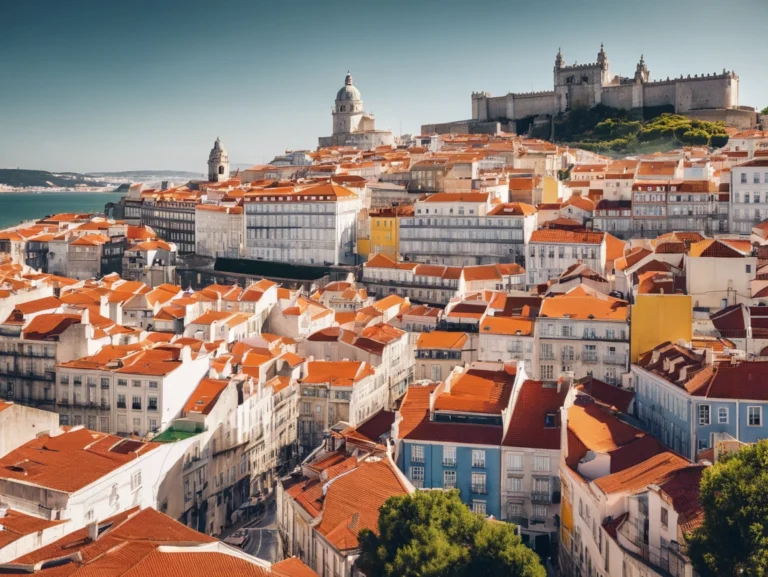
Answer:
xmin=1 ymin=0 xmax=765 ymax=173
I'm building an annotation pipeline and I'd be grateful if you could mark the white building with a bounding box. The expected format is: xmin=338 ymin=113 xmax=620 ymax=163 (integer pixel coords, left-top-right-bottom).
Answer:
xmin=536 ymin=287 xmax=630 ymax=384
xmin=207 ymin=137 xmax=230 ymax=182
xmin=730 ymin=159 xmax=768 ymax=233
xmin=244 ymin=183 xmax=361 ymax=265
xmin=685 ymin=238 xmax=756 ymax=310
xmin=399 ymin=194 xmax=537 ymax=266
xmin=194 ymin=203 xmax=244 ymax=259
xmin=526 ymin=229 xmax=607 ymax=286
xmin=0 ymin=401 xmax=60 ymax=458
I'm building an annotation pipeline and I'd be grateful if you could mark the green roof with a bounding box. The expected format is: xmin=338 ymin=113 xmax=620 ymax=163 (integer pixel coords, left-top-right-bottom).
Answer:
xmin=152 ymin=427 xmax=201 ymax=443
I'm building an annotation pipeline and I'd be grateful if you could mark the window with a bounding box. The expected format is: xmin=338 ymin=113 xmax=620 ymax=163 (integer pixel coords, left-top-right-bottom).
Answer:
xmin=507 ymin=476 xmax=522 ymax=492
xmin=472 ymin=450 xmax=486 ymax=468
xmin=661 ymin=507 xmax=669 ymax=529
xmin=740 ymin=173 xmax=747 ymax=184
xmin=131 ymin=470 xmax=142 ymax=491
xmin=149 ymin=381 xmax=158 ymax=389
xmin=184 ymin=479 xmax=191 ymax=501
xmin=471 ymin=472 xmax=486 ymax=494
xmin=117 ymin=379 xmax=127 ymax=387
xmin=472 ymin=500 xmax=487 ymax=516
xmin=132 ymin=379 xmax=141 ymax=388
xmin=533 ymin=455 xmax=551 ymax=472
xmin=748 ymin=406 xmax=762 ymax=427
xmin=148 ymin=397 xmax=158 ymax=411
xmin=507 ymin=453 xmax=523 ymax=470
xmin=718 ymin=407 xmax=728 ymax=424
xmin=747 ymin=264 xmax=752 ymax=274
xmin=541 ymin=365 xmax=554 ymax=380
xmin=412 ymin=445 xmax=425 ymax=463
xmin=443 ymin=470 xmax=456 ymax=489
xmin=410 ymin=466 xmax=425 ymax=488
xmin=101 ymin=377 xmax=110 ymax=389
xmin=698 ymin=404 xmax=710 ymax=426
xmin=132 ymin=396 xmax=142 ymax=410
xmin=532 ymin=504 xmax=548 ymax=520
xmin=507 ymin=502 xmax=523 ymax=518
xmin=443 ymin=446 xmax=456 ymax=466
xmin=133 ymin=418 xmax=141 ymax=431
xmin=117 ymin=394 xmax=126 ymax=409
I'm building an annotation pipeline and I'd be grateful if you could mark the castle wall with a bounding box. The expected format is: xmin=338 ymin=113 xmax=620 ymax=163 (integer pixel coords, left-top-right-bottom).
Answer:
xmin=685 ymin=108 xmax=756 ymax=130
xmin=674 ymin=74 xmax=735 ymax=113
xmin=511 ymin=92 xmax=556 ymax=119
xmin=600 ymin=84 xmax=636 ymax=110
xmin=487 ymin=96 xmax=507 ymax=120
xmin=643 ymin=81 xmax=677 ymax=108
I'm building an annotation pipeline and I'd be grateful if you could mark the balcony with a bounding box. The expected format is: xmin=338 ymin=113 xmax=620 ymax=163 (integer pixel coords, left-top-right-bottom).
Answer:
xmin=471 ymin=484 xmax=487 ymax=495
xmin=581 ymin=353 xmax=599 ymax=363
xmin=540 ymin=351 xmax=555 ymax=361
xmin=531 ymin=491 xmax=552 ymax=504
xmin=442 ymin=458 xmax=456 ymax=467
xmin=603 ymin=354 xmax=628 ymax=366
xmin=117 ymin=402 xmax=127 ymax=409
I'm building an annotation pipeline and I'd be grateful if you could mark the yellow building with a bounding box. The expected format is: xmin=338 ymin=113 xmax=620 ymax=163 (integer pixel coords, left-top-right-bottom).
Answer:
xmin=360 ymin=205 xmax=413 ymax=259
xmin=630 ymin=294 xmax=693 ymax=362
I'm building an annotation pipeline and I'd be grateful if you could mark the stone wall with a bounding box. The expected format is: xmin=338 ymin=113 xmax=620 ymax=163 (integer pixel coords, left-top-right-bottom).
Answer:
xmin=643 ymin=80 xmax=677 ymax=108
xmin=674 ymin=74 xmax=736 ymax=112
xmin=686 ymin=108 xmax=756 ymax=130
xmin=600 ymin=84 xmax=636 ymax=110
xmin=511 ymin=92 xmax=556 ymax=119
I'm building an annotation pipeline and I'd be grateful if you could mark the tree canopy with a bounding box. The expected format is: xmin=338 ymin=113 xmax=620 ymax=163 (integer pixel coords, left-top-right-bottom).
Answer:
xmin=356 ymin=490 xmax=546 ymax=577
xmin=687 ymin=440 xmax=768 ymax=576
xmin=760 ymin=105 xmax=768 ymax=115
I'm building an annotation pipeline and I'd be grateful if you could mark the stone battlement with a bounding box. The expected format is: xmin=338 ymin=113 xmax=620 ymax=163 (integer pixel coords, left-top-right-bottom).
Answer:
xmin=558 ymin=61 xmax=601 ymax=71
xmin=512 ymin=90 xmax=556 ymax=98
xmin=471 ymin=91 xmax=492 ymax=99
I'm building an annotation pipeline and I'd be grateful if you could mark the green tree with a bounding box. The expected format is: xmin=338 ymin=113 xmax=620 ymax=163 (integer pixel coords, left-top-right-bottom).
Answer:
xmin=687 ymin=440 xmax=768 ymax=576
xmin=761 ymin=105 xmax=768 ymax=115
xmin=357 ymin=490 xmax=546 ymax=577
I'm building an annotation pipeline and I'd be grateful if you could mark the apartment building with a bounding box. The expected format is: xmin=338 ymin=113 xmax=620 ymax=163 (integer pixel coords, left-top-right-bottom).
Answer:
xmin=243 ymin=183 xmax=361 ymax=265
xmin=121 ymin=239 xmax=177 ymax=287
xmin=685 ymin=238 xmax=756 ymax=310
xmin=394 ymin=361 xmax=525 ymax=519
xmin=296 ymin=360 xmax=381 ymax=453
xmin=56 ymin=344 xmax=210 ymax=436
xmin=526 ymin=229 xmax=607 ymax=288
xmin=477 ymin=314 xmax=535 ymax=374
xmin=194 ymin=203 xmax=244 ymax=259
xmin=501 ymin=379 xmax=567 ymax=557
xmin=415 ymin=331 xmax=476 ymax=382
xmin=0 ymin=401 xmax=60 ymax=458
xmin=536 ymin=287 xmax=630 ymax=383
xmin=399 ymin=193 xmax=537 ymax=266
xmin=730 ymin=159 xmax=768 ymax=233
xmin=361 ymin=253 xmax=460 ymax=305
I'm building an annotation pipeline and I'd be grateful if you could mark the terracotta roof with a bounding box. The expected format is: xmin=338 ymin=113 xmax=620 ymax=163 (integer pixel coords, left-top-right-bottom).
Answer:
xmin=300 ymin=361 xmax=375 ymax=387
xmin=183 ymin=378 xmax=228 ymax=416
xmin=479 ymin=315 xmax=534 ymax=336
xmin=316 ymin=458 xmax=410 ymax=550
xmin=398 ymin=385 xmax=503 ymax=445
xmin=416 ymin=331 xmax=467 ymax=350
xmin=658 ymin=465 xmax=706 ymax=533
xmin=529 ymin=229 xmax=604 ymax=244
xmin=575 ymin=377 xmax=634 ymax=413
xmin=540 ymin=286 xmax=629 ymax=321
xmin=689 ymin=239 xmax=750 ymax=258
xmin=503 ymin=380 xmax=566 ymax=449
xmin=0 ymin=509 xmax=65 ymax=550
xmin=486 ymin=202 xmax=537 ymax=216
xmin=594 ymin=451 xmax=690 ymax=494
xmin=272 ymin=558 xmax=319 ymax=577
xmin=0 ymin=428 xmax=158 ymax=492
xmin=22 ymin=313 xmax=82 ymax=341
xmin=434 ymin=366 xmax=516 ymax=415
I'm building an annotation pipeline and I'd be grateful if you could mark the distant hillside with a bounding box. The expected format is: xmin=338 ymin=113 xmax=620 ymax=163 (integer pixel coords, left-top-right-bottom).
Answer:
xmin=0 ymin=169 xmax=112 ymax=189
xmin=87 ymin=170 xmax=202 ymax=180
xmin=527 ymin=105 xmax=729 ymax=155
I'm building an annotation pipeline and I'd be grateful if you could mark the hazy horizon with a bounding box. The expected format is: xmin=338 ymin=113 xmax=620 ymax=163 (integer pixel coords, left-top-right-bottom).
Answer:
xmin=2 ymin=0 xmax=766 ymax=173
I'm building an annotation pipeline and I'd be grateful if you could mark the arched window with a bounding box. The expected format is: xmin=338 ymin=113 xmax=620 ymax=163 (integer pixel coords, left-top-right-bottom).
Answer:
xmin=218 ymin=165 xmax=224 ymax=175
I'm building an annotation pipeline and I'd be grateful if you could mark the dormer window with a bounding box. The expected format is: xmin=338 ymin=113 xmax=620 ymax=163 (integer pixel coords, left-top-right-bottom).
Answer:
xmin=544 ymin=412 xmax=557 ymax=428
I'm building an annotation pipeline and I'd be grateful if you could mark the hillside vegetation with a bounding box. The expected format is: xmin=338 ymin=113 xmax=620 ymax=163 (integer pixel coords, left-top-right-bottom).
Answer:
xmin=549 ymin=105 xmax=729 ymax=155
xmin=0 ymin=169 xmax=110 ymax=189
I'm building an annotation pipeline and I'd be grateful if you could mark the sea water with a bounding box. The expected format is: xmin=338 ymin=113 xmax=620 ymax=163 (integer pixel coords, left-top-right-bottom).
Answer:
xmin=0 ymin=191 xmax=120 ymax=229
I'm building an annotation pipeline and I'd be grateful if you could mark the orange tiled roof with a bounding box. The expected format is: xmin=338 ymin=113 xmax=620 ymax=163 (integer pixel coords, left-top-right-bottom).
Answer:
xmin=540 ymin=286 xmax=628 ymax=321
xmin=416 ymin=331 xmax=467 ymax=350
xmin=529 ymin=229 xmax=604 ymax=245
xmin=434 ymin=365 xmax=516 ymax=415
xmin=0 ymin=428 xmax=158 ymax=492
xmin=503 ymin=380 xmax=566 ymax=450
xmin=479 ymin=315 xmax=534 ymax=336
xmin=183 ymin=378 xmax=228 ymax=415
xmin=300 ymin=361 xmax=375 ymax=386
xmin=594 ymin=451 xmax=690 ymax=494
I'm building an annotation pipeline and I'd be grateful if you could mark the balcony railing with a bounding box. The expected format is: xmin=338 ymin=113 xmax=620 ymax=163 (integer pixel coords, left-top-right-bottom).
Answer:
xmin=581 ymin=353 xmax=599 ymax=363
xmin=603 ymin=355 xmax=628 ymax=366
xmin=471 ymin=484 xmax=487 ymax=495
xmin=540 ymin=351 xmax=555 ymax=360
xmin=442 ymin=458 xmax=456 ymax=467
xmin=531 ymin=491 xmax=552 ymax=504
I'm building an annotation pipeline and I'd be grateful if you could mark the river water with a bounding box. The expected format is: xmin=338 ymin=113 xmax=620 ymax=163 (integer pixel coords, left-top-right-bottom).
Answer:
xmin=0 ymin=191 xmax=120 ymax=229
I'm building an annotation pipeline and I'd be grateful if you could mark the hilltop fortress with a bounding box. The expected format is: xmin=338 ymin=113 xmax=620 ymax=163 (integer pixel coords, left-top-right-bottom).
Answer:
xmin=423 ymin=45 xmax=756 ymax=134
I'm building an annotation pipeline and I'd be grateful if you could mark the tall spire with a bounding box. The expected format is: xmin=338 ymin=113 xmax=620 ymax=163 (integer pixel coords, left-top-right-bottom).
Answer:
xmin=555 ymin=47 xmax=564 ymax=70
xmin=597 ymin=43 xmax=608 ymax=69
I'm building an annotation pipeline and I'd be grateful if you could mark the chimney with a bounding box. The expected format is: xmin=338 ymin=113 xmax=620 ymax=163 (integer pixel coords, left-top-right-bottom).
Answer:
xmin=87 ymin=520 xmax=98 ymax=542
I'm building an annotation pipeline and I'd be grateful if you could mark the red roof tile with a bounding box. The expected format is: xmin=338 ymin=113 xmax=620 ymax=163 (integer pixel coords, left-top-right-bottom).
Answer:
xmin=503 ymin=380 xmax=566 ymax=450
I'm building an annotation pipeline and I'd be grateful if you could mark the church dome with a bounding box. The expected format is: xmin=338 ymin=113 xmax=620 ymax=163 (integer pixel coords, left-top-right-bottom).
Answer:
xmin=336 ymin=72 xmax=361 ymax=102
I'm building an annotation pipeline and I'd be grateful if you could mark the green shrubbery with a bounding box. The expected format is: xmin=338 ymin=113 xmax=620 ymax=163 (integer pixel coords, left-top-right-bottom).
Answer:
xmin=556 ymin=107 xmax=729 ymax=154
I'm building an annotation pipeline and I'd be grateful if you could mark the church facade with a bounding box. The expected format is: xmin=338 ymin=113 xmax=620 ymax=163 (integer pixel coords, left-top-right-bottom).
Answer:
xmin=318 ymin=73 xmax=394 ymax=150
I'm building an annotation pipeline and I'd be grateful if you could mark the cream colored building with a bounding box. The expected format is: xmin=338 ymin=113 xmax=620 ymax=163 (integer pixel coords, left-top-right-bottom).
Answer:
xmin=194 ymin=203 xmax=244 ymax=259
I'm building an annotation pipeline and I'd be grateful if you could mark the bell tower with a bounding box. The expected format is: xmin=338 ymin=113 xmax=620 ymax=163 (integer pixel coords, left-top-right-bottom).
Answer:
xmin=207 ymin=137 xmax=229 ymax=182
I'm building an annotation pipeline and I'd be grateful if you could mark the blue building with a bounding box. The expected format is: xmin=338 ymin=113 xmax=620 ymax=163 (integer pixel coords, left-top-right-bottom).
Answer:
xmin=633 ymin=342 xmax=768 ymax=459
xmin=393 ymin=361 xmax=523 ymax=518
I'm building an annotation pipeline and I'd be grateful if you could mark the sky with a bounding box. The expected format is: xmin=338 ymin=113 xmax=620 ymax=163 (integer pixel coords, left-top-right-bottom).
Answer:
xmin=1 ymin=0 xmax=766 ymax=174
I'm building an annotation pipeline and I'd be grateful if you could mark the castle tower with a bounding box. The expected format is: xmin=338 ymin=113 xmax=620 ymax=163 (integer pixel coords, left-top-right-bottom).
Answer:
xmin=634 ymin=54 xmax=649 ymax=83
xmin=597 ymin=43 xmax=608 ymax=70
xmin=207 ymin=137 xmax=229 ymax=182
xmin=332 ymin=72 xmax=364 ymax=136
xmin=555 ymin=47 xmax=564 ymax=70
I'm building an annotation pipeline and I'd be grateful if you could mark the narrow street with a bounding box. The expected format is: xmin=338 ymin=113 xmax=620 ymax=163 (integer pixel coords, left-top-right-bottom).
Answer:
xmin=242 ymin=499 xmax=279 ymax=562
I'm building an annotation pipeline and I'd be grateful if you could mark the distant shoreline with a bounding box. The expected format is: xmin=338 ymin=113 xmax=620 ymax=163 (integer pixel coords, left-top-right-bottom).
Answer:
xmin=0 ymin=188 xmax=122 ymax=194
